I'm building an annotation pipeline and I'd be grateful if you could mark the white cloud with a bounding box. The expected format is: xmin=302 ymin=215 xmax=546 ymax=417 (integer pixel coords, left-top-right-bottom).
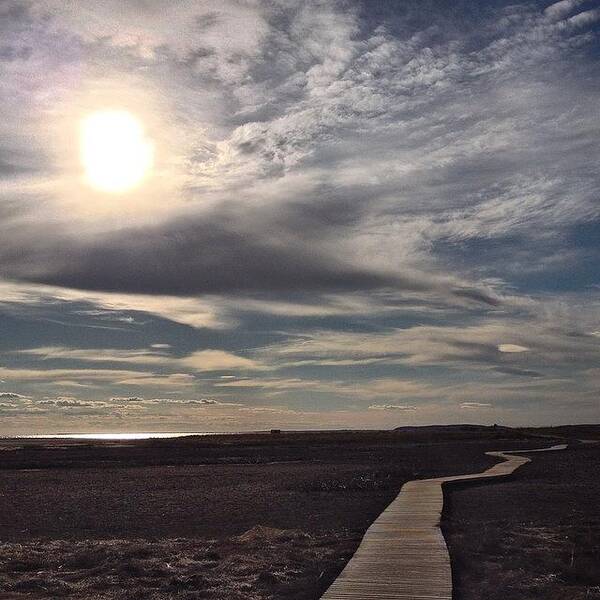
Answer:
xmin=18 ymin=346 xmax=265 ymax=372
xmin=266 ymin=311 xmax=600 ymax=374
xmin=0 ymin=392 xmax=28 ymax=400
xmin=34 ymin=0 xmax=268 ymax=62
xmin=498 ymin=344 xmax=530 ymax=353
xmin=369 ymin=404 xmax=417 ymax=411
xmin=460 ymin=402 xmax=493 ymax=409
xmin=0 ymin=281 xmax=229 ymax=330
xmin=544 ymin=0 xmax=585 ymax=19
xmin=566 ymin=8 xmax=600 ymax=28
xmin=180 ymin=350 xmax=264 ymax=372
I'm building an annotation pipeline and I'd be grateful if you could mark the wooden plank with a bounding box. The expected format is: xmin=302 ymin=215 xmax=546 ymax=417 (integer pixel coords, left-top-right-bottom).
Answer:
xmin=320 ymin=444 xmax=567 ymax=600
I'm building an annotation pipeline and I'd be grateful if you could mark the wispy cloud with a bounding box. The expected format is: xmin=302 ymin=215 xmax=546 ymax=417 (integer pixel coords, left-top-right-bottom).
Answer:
xmin=0 ymin=391 xmax=28 ymax=400
xmin=460 ymin=402 xmax=493 ymax=410
xmin=0 ymin=0 xmax=599 ymax=430
xmin=498 ymin=344 xmax=530 ymax=353
xmin=369 ymin=404 xmax=418 ymax=411
xmin=17 ymin=346 xmax=265 ymax=372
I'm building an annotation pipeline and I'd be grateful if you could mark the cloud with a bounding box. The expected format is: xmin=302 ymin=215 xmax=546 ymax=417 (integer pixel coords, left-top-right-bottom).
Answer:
xmin=109 ymin=373 xmax=198 ymax=387
xmin=0 ymin=366 xmax=195 ymax=388
xmin=368 ymin=404 xmax=417 ymax=411
xmin=460 ymin=402 xmax=493 ymax=409
xmin=0 ymin=281 xmax=228 ymax=330
xmin=266 ymin=311 xmax=600 ymax=374
xmin=38 ymin=397 xmax=94 ymax=408
xmin=3 ymin=2 xmax=570 ymax=308
xmin=129 ymin=397 xmax=243 ymax=408
xmin=18 ymin=346 xmax=265 ymax=372
xmin=38 ymin=0 xmax=268 ymax=62
xmin=0 ymin=392 xmax=27 ymax=400
xmin=179 ymin=398 xmax=243 ymax=407
xmin=566 ymin=8 xmax=600 ymax=27
xmin=494 ymin=367 xmax=542 ymax=378
xmin=498 ymin=344 xmax=530 ymax=353
xmin=0 ymin=214 xmax=403 ymax=296
xmin=20 ymin=346 xmax=170 ymax=365
xmin=193 ymin=398 xmax=218 ymax=405
xmin=544 ymin=0 xmax=586 ymax=19
xmin=180 ymin=350 xmax=264 ymax=371
xmin=0 ymin=0 xmax=599 ymax=431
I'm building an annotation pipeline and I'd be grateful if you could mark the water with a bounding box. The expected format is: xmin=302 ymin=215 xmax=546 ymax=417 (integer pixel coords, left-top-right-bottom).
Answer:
xmin=7 ymin=428 xmax=346 ymax=440
xmin=12 ymin=431 xmax=230 ymax=440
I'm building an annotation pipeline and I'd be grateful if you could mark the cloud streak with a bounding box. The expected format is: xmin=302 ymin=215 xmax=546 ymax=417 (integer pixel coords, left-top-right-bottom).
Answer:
xmin=0 ymin=0 xmax=599 ymax=431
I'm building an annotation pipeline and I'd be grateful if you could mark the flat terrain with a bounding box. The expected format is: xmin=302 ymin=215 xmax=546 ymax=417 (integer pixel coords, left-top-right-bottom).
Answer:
xmin=0 ymin=428 xmax=540 ymax=541
xmin=0 ymin=426 xmax=539 ymax=600
xmin=442 ymin=440 xmax=600 ymax=600
xmin=0 ymin=425 xmax=595 ymax=599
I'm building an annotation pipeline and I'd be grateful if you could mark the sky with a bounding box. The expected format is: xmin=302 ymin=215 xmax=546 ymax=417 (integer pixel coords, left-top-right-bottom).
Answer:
xmin=0 ymin=0 xmax=599 ymax=434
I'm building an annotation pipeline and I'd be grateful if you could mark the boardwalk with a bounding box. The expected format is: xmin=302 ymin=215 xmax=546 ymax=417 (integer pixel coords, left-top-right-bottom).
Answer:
xmin=321 ymin=444 xmax=567 ymax=600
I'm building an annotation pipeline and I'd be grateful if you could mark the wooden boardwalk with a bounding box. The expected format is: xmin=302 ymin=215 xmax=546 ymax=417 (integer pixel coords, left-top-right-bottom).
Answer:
xmin=321 ymin=443 xmax=567 ymax=600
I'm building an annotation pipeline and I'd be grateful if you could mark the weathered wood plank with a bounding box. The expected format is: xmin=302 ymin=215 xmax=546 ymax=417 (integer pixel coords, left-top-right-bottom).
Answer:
xmin=320 ymin=444 xmax=567 ymax=600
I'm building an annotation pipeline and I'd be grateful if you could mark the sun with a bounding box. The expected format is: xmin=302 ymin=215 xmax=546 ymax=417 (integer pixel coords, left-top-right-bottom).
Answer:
xmin=80 ymin=110 xmax=154 ymax=193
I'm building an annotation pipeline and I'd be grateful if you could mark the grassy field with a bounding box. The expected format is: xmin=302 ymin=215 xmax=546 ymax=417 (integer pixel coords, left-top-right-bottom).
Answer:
xmin=442 ymin=440 xmax=600 ymax=600
xmin=0 ymin=425 xmax=539 ymax=600
xmin=0 ymin=529 xmax=358 ymax=600
xmin=0 ymin=425 xmax=595 ymax=599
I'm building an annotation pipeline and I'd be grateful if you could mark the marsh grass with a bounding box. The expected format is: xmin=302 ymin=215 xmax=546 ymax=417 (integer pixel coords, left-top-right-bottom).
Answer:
xmin=443 ymin=445 xmax=600 ymax=600
xmin=0 ymin=427 xmax=563 ymax=599
xmin=0 ymin=528 xmax=358 ymax=599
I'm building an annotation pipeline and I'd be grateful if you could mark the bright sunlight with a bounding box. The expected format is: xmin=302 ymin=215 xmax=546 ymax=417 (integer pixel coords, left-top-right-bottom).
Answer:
xmin=80 ymin=110 xmax=154 ymax=193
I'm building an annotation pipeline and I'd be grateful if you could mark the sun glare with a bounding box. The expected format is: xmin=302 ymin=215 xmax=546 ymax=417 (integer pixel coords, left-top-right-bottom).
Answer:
xmin=80 ymin=110 xmax=154 ymax=193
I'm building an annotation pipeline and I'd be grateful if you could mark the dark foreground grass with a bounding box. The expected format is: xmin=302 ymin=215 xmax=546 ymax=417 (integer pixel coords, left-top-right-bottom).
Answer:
xmin=442 ymin=442 xmax=600 ymax=600
xmin=3 ymin=426 xmax=585 ymax=599
xmin=0 ymin=528 xmax=357 ymax=600
xmin=0 ymin=429 xmax=535 ymax=542
xmin=0 ymin=426 xmax=543 ymax=599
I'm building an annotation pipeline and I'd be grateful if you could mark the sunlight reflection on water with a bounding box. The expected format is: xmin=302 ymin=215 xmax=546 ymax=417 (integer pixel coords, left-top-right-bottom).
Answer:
xmin=14 ymin=432 xmax=225 ymax=440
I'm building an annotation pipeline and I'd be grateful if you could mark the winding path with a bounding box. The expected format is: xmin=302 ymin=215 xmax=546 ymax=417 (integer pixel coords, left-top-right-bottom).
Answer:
xmin=320 ymin=443 xmax=567 ymax=600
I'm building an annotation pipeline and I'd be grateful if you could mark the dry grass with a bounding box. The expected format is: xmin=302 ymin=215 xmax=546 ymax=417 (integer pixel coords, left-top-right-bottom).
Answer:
xmin=0 ymin=427 xmax=577 ymax=599
xmin=0 ymin=527 xmax=358 ymax=599
xmin=442 ymin=443 xmax=600 ymax=600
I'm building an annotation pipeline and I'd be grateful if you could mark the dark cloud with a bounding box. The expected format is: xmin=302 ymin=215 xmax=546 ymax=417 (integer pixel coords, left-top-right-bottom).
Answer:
xmin=494 ymin=366 xmax=543 ymax=378
xmin=0 ymin=195 xmax=502 ymax=305
xmin=0 ymin=214 xmax=414 ymax=296
xmin=0 ymin=157 xmax=33 ymax=176
xmin=0 ymin=44 xmax=32 ymax=61
xmin=196 ymin=12 xmax=220 ymax=31
xmin=451 ymin=288 xmax=501 ymax=307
